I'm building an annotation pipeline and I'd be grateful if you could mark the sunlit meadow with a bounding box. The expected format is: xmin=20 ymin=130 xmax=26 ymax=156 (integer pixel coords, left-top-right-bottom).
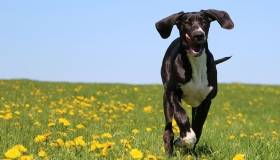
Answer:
xmin=0 ymin=80 xmax=279 ymax=159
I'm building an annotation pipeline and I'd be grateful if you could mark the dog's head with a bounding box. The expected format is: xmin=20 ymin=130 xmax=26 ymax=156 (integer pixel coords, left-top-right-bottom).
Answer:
xmin=156 ymin=9 xmax=234 ymax=57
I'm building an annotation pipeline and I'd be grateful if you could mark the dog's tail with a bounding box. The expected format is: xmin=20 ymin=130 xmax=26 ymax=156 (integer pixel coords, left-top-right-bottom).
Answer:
xmin=214 ymin=56 xmax=232 ymax=65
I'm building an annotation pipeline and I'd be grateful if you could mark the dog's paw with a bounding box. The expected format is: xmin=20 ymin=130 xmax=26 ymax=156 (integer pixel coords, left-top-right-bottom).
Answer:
xmin=174 ymin=128 xmax=197 ymax=149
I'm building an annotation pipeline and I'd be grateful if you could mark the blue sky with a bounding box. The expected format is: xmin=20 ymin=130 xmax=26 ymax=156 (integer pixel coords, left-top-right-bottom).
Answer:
xmin=0 ymin=1 xmax=279 ymax=84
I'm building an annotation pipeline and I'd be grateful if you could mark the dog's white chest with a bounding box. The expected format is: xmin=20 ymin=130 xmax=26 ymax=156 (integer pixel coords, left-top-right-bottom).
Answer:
xmin=180 ymin=51 xmax=213 ymax=107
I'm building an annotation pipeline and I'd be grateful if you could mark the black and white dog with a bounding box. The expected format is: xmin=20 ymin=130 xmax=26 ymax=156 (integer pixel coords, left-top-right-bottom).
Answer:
xmin=155 ymin=9 xmax=234 ymax=155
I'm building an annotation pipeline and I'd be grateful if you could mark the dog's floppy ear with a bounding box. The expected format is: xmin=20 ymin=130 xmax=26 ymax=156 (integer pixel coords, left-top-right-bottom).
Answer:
xmin=201 ymin=9 xmax=234 ymax=29
xmin=155 ymin=12 xmax=184 ymax=39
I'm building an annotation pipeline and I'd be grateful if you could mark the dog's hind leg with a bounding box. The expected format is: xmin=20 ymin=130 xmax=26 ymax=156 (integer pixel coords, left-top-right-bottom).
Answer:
xmin=191 ymin=99 xmax=211 ymax=149
xmin=163 ymin=91 xmax=175 ymax=156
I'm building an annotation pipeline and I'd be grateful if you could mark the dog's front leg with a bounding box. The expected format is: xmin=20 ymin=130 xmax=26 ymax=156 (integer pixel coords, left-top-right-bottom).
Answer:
xmin=191 ymin=99 xmax=211 ymax=148
xmin=169 ymin=91 xmax=196 ymax=150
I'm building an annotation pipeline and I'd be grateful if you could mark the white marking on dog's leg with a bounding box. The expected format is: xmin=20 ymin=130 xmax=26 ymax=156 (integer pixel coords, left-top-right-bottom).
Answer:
xmin=174 ymin=128 xmax=197 ymax=149
xmin=181 ymin=128 xmax=197 ymax=149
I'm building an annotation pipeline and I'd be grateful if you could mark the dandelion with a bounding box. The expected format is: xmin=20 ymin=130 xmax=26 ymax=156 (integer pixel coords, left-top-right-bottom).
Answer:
xmin=145 ymin=128 xmax=152 ymax=132
xmin=1 ymin=112 xmax=13 ymax=120
xmin=145 ymin=154 xmax=157 ymax=160
xmin=64 ymin=140 xmax=75 ymax=148
xmin=272 ymin=130 xmax=278 ymax=140
xmin=55 ymin=138 xmax=64 ymax=147
xmin=172 ymin=119 xmax=179 ymax=134
xmin=35 ymin=135 xmax=47 ymax=143
xmin=240 ymin=133 xmax=247 ymax=138
xmin=4 ymin=144 xmax=27 ymax=159
xmin=132 ymin=129 xmax=139 ymax=134
xmin=76 ymin=123 xmax=85 ymax=129
xmin=19 ymin=155 xmax=33 ymax=160
xmin=58 ymin=118 xmax=71 ymax=126
xmin=229 ymin=135 xmax=235 ymax=140
xmin=74 ymin=136 xmax=86 ymax=147
xmin=38 ymin=149 xmax=47 ymax=157
xmin=129 ymin=149 xmax=143 ymax=159
xmin=15 ymin=111 xmax=20 ymax=115
xmin=5 ymin=148 xmax=22 ymax=159
xmin=34 ymin=133 xmax=51 ymax=143
xmin=90 ymin=140 xmax=102 ymax=151
xmin=101 ymin=133 xmax=112 ymax=138
xmin=48 ymin=122 xmax=55 ymax=127
xmin=143 ymin=106 xmax=152 ymax=113
xmin=101 ymin=142 xmax=114 ymax=157
xmin=232 ymin=153 xmax=245 ymax=160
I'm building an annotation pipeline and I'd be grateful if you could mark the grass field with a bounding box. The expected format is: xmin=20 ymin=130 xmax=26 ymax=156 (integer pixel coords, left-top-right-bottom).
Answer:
xmin=0 ymin=80 xmax=279 ymax=160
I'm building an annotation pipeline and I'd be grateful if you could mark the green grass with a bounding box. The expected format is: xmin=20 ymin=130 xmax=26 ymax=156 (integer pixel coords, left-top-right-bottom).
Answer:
xmin=0 ymin=79 xmax=279 ymax=159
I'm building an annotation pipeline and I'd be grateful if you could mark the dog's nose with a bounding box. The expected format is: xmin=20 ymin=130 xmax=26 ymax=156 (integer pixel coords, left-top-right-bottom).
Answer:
xmin=192 ymin=31 xmax=205 ymax=42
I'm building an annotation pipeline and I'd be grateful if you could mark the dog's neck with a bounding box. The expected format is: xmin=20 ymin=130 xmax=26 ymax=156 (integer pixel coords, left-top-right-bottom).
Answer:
xmin=186 ymin=49 xmax=207 ymax=81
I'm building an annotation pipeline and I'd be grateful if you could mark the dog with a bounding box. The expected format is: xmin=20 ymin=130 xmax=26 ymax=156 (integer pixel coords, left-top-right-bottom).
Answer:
xmin=155 ymin=9 xmax=234 ymax=155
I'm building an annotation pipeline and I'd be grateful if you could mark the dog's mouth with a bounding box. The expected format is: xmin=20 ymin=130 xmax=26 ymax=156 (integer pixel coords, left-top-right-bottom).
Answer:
xmin=188 ymin=43 xmax=204 ymax=57
xmin=184 ymin=34 xmax=205 ymax=57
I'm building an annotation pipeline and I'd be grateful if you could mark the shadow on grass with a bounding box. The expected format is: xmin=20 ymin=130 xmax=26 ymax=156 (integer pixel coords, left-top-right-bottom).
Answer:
xmin=194 ymin=144 xmax=215 ymax=156
xmin=177 ymin=144 xmax=215 ymax=158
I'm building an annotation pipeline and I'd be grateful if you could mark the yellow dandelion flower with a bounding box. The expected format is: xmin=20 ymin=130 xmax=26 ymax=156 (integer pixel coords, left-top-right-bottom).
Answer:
xmin=4 ymin=144 xmax=27 ymax=159
xmin=240 ymin=133 xmax=247 ymax=138
xmin=172 ymin=119 xmax=179 ymax=134
xmin=34 ymin=132 xmax=51 ymax=143
xmin=90 ymin=140 xmax=102 ymax=151
xmin=2 ymin=112 xmax=13 ymax=120
xmin=272 ymin=130 xmax=278 ymax=136
xmin=76 ymin=124 xmax=85 ymax=129
xmin=15 ymin=111 xmax=20 ymax=115
xmin=145 ymin=154 xmax=157 ymax=160
xmin=74 ymin=136 xmax=86 ymax=147
xmin=5 ymin=148 xmax=22 ymax=159
xmin=130 ymin=149 xmax=143 ymax=159
xmin=143 ymin=106 xmax=152 ymax=113
xmin=34 ymin=135 xmax=47 ymax=143
xmin=145 ymin=128 xmax=152 ymax=132
xmin=56 ymin=138 xmax=64 ymax=146
xmin=120 ymin=139 xmax=131 ymax=149
xmin=33 ymin=121 xmax=41 ymax=126
xmin=58 ymin=118 xmax=70 ymax=126
xmin=14 ymin=145 xmax=27 ymax=153
xmin=64 ymin=140 xmax=75 ymax=148
xmin=232 ymin=153 xmax=245 ymax=160
xmin=38 ymin=149 xmax=47 ymax=157
xmin=132 ymin=129 xmax=139 ymax=134
xmin=101 ymin=133 xmax=112 ymax=138
xmin=101 ymin=142 xmax=114 ymax=157
xmin=229 ymin=135 xmax=235 ymax=140
xmin=48 ymin=122 xmax=55 ymax=127
xmin=19 ymin=155 xmax=33 ymax=160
